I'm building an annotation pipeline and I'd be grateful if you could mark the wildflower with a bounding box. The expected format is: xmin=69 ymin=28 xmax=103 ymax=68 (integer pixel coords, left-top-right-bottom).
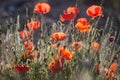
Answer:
xmin=51 ymin=32 xmax=66 ymax=41
xmin=71 ymin=42 xmax=82 ymax=51
xmin=14 ymin=64 xmax=29 ymax=73
xmin=95 ymin=63 xmax=100 ymax=73
xmin=75 ymin=18 xmax=91 ymax=33
xmin=86 ymin=5 xmax=103 ymax=20
xmin=77 ymin=18 xmax=87 ymax=25
xmin=34 ymin=2 xmax=51 ymax=14
xmin=48 ymin=57 xmax=64 ymax=73
xmin=103 ymin=68 xmax=108 ymax=74
xmin=56 ymin=55 xmax=65 ymax=67
xmin=23 ymin=41 xmax=34 ymax=53
xmin=107 ymin=71 xmax=115 ymax=78
xmin=107 ymin=36 xmax=115 ymax=43
xmin=60 ymin=7 xmax=79 ymax=22
xmin=109 ymin=62 xmax=118 ymax=72
xmin=19 ymin=30 xmax=30 ymax=39
xmin=27 ymin=21 xmax=40 ymax=30
xmin=91 ymin=42 xmax=100 ymax=51
xmin=106 ymin=62 xmax=118 ymax=78
xmin=58 ymin=47 xmax=72 ymax=60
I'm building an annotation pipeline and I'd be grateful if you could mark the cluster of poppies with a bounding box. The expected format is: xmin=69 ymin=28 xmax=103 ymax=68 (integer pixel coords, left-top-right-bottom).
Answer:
xmin=49 ymin=31 xmax=85 ymax=73
xmin=15 ymin=31 xmax=35 ymax=73
xmin=95 ymin=62 xmax=118 ymax=78
xmin=48 ymin=31 xmax=71 ymax=73
xmin=13 ymin=0 xmax=105 ymax=75
xmin=60 ymin=5 xmax=103 ymax=22
xmin=48 ymin=46 xmax=72 ymax=73
xmin=14 ymin=2 xmax=52 ymax=73
xmin=60 ymin=5 xmax=103 ymax=33
xmin=49 ymin=32 xmax=84 ymax=73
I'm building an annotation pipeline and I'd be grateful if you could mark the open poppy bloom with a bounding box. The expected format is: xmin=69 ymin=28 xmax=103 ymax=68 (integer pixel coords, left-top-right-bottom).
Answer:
xmin=51 ymin=32 xmax=66 ymax=41
xmin=75 ymin=18 xmax=91 ymax=33
xmin=86 ymin=5 xmax=103 ymax=20
xmin=71 ymin=42 xmax=82 ymax=51
xmin=27 ymin=21 xmax=40 ymax=30
xmin=103 ymin=68 xmax=109 ymax=74
xmin=19 ymin=30 xmax=30 ymax=39
xmin=91 ymin=42 xmax=100 ymax=51
xmin=23 ymin=41 xmax=34 ymax=53
xmin=106 ymin=62 xmax=117 ymax=79
xmin=58 ymin=47 xmax=72 ymax=60
xmin=77 ymin=18 xmax=87 ymax=25
xmin=14 ymin=64 xmax=29 ymax=73
xmin=109 ymin=62 xmax=118 ymax=72
xmin=48 ymin=56 xmax=65 ymax=73
xmin=34 ymin=2 xmax=51 ymax=14
xmin=60 ymin=7 xmax=79 ymax=22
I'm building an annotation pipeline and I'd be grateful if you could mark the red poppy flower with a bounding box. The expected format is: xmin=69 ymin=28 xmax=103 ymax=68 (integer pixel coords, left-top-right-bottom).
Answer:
xmin=60 ymin=7 xmax=79 ymax=22
xmin=109 ymin=62 xmax=118 ymax=72
xmin=107 ymin=71 xmax=115 ymax=78
xmin=95 ymin=63 xmax=100 ymax=72
xmin=23 ymin=41 xmax=34 ymax=53
xmin=19 ymin=30 xmax=30 ymax=39
xmin=86 ymin=5 xmax=103 ymax=20
xmin=27 ymin=21 xmax=40 ymax=30
xmin=58 ymin=47 xmax=72 ymax=60
xmin=48 ymin=56 xmax=65 ymax=73
xmin=77 ymin=18 xmax=87 ymax=25
xmin=102 ymin=68 xmax=108 ymax=74
xmin=14 ymin=64 xmax=29 ymax=73
xmin=51 ymin=32 xmax=66 ymax=41
xmin=75 ymin=18 xmax=91 ymax=33
xmin=71 ymin=42 xmax=82 ymax=51
xmin=91 ymin=42 xmax=100 ymax=51
xmin=34 ymin=2 xmax=51 ymax=14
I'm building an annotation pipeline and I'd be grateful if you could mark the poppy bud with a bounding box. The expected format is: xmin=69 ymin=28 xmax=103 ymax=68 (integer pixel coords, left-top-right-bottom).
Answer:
xmin=108 ymin=36 xmax=115 ymax=43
